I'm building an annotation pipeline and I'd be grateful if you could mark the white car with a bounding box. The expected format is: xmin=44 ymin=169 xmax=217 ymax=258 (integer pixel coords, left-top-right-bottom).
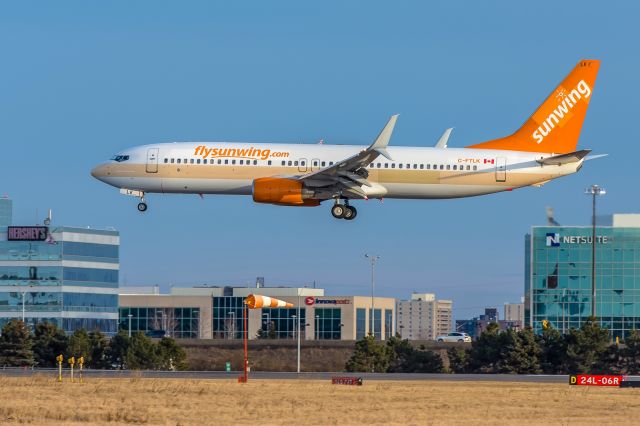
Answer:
xmin=436 ymin=332 xmax=472 ymax=343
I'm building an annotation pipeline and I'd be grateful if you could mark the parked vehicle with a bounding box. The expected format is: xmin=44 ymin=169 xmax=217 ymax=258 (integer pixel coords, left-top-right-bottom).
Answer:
xmin=436 ymin=332 xmax=471 ymax=342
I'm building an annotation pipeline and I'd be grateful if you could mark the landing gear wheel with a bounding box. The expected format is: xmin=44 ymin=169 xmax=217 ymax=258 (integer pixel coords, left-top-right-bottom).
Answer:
xmin=344 ymin=206 xmax=357 ymax=220
xmin=137 ymin=202 xmax=148 ymax=212
xmin=331 ymin=204 xmax=346 ymax=219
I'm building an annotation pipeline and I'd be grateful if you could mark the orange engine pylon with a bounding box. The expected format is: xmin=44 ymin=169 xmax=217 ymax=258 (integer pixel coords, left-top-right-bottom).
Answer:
xmin=245 ymin=294 xmax=293 ymax=309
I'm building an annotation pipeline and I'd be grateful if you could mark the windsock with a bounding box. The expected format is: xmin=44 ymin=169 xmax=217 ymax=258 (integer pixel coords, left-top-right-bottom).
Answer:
xmin=245 ymin=294 xmax=293 ymax=309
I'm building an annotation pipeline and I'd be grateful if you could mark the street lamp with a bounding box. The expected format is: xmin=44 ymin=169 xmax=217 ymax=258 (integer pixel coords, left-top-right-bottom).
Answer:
xmin=127 ymin=313 xmax=133 ymax=337
xmin=365 ymin=254 xmax=380 ymax=339
xmin=585 ymin=184 xmax=606 ymax=320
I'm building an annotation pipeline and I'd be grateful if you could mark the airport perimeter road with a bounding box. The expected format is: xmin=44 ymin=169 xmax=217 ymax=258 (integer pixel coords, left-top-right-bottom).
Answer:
xmin=0 ymin=368 xmax=570 ymax=383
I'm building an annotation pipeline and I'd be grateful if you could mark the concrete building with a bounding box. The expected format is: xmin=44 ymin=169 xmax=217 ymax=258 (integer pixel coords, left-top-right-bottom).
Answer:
xmin=504 ymin=302 xmax=525 ymax=323
xmin=526 ymin=214 xmax=640 ymax=338
xmin=119 ymin=285 xmax=396 ymax=340
xmin=0 ymin=203 xmax=119 ymax=334
xmin=396 ymin=293 xmax=453 ymax=340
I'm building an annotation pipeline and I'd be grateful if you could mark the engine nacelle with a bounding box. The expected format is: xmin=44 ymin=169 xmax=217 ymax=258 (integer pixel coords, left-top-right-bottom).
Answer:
xmin=252 ymin=177 xmax=320 ymax=206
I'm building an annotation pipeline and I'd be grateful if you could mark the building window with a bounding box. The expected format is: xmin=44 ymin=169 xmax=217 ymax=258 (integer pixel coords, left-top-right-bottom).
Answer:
xmin=369 ymin=308 xmax=382 ymax=339
xmin=315 ymin=308 xmax=342 ymax=340
xmin=212 ymin=297 xmax=245 ymax=339
xmin=356 ymin=308 xmax=366 ymax=340
xmin=259 ymin=308 xmax=306 ymax=339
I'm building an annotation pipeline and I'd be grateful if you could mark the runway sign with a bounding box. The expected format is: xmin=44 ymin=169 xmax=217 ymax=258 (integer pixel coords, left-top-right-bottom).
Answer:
xmin=332 ymin=377 xmax=363 ymax=386
xmin=569 ymin=375 xmax=622 ymax=387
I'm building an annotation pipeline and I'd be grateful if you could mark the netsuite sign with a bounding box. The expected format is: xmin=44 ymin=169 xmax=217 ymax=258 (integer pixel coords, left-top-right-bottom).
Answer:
xmin=545 ymin=233 xmax=611 ymax=247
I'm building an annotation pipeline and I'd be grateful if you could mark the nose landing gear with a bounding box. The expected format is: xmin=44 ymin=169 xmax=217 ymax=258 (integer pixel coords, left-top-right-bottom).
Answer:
xmin=137 ymin=202 xmax=148 ymax=212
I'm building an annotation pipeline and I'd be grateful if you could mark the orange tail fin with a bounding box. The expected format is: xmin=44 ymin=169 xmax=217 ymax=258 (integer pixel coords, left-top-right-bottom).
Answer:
xmin=467 ymin=60 xmax=600 ymax=153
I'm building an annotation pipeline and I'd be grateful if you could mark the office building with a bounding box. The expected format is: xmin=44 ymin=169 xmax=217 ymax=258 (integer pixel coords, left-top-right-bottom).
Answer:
xmin=504 ymin=302 xmax=525 ymax=324
xmin=525 ymin=214 xmax=640 ymax=338
xmin=396 ymin=293 xmax=453 ymax=340
xmin=0 ymin=205 xmax=119 ymax=334
xmin=119 ymin=285 xmax=396 ymax=340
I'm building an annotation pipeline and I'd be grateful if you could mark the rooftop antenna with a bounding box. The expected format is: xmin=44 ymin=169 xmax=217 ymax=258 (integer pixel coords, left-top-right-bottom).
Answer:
xmin=546 ymin=206 xmax=560 ymax=226
xmin=44 ymin=209 xmax=52 ymax=226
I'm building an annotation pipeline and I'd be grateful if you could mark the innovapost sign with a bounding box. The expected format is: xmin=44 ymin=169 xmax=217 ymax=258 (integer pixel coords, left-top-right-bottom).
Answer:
xmin=304 ymin=298 xmax=351 ymax=306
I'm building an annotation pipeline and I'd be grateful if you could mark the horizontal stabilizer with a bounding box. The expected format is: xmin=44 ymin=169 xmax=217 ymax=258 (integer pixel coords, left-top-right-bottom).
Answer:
xmin=584 ymin=153 xmax=608 ymax=161
xmin=536 ymin=149 xmax=591 ymax=166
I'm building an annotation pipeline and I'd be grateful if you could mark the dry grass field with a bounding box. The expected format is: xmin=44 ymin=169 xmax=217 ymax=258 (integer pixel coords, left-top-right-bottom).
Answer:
xmin=0 ymin=375 xmax=639 ymax=425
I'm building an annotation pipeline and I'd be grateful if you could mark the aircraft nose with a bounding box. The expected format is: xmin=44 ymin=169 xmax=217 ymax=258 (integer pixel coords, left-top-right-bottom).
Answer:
xmin=91 ymin=164 xmax=111 ymax=181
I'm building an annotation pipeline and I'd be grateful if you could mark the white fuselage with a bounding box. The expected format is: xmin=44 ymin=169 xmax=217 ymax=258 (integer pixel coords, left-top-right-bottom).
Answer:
xmin=91 ymin=142 xmax=582 ymax=201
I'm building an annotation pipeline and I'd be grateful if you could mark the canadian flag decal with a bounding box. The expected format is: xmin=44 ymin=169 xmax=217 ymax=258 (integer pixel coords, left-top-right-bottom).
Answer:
xmin=484 ymin=159 xmax=495 ymax=164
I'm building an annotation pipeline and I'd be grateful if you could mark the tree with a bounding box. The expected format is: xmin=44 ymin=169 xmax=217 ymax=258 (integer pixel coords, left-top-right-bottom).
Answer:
xmin=447 ymin=347 xmax=470 ymax=373
xmin=67 ymin=329 xmax=91 ymax=363
xmin=496 ymin=328 xmax=542 ymax=374
xmin=538 ymin=326 xmax=567 ymax=374
xmin=106 ymin=331 xmax=130 ymax=369
xmin=620 ymin=329 xmax=640 ymax=375
xmin=345 ymin=335 xmax=390 ymax=373
xmin=386 ymin=336 xmax=443 ymax=373
xmin=564 ymin=317 xmax=610 ymax=374
xmin=32 ymin=321 xmax=68 ymax=367
xmin=88 ymin=330 xmax=110 ymax=369
xmin=0 ymin=320 xmax=34 ymax=367
xmin=126 ymin=332 xmax=160 ymax=370
xmin=158 ymin=337 xmax=187 ymax=370
xmin=467 ymin=322 xmax=502 ymax=373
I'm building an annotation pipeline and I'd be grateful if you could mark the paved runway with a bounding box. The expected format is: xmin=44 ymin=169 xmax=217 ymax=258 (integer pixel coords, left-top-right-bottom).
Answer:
xmin=0 ymin=368 xmax=570 ymax=382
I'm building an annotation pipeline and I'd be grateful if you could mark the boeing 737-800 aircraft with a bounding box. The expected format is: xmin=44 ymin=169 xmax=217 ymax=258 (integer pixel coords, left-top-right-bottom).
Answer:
xmin=91 ymin=60 xmax=601 ymax=220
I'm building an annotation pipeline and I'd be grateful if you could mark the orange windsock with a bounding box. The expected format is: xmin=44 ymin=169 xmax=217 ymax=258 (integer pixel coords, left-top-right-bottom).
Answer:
xmin=245 ymin=294 xmax=294 ymax=309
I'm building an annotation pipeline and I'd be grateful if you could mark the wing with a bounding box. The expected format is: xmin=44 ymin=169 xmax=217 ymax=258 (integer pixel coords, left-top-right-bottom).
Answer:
xmin=298 ymin=115 xmax=398 ymax=199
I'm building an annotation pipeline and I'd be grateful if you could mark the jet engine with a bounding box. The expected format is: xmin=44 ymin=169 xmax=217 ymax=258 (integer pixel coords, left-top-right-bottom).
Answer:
xmin=252 ymin=177 xmax=320 ymax=206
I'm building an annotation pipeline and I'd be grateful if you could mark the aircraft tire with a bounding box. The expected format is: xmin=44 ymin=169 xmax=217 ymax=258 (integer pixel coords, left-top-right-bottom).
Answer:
xmin=331 ymin=204 xmax=346 ymax=219
xmin=137 ymin=202 xmax=148 ymax=212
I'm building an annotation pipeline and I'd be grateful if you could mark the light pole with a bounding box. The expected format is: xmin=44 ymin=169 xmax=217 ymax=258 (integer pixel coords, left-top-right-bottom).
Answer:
xmin=127 ymin=313 xmax=133 ymax=337
xmin=585 ymin=184 xmax=606 ymax=320
xmin=365 ymin=254 xmax=380 ymax=339
xmin=297 ymin=294 xmax=301 ymax=373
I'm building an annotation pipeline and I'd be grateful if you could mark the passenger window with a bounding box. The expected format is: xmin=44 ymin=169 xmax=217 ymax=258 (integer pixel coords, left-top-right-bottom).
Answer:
xmin=218 ymin=159 xmax=222 ymax=164
xmin=321 ymin=161 xmax=326 ymax=167
xmin=184 ymin=159 xmax=187 ymax=163
xmin=313 ymin=161 xmax=318 ymax=166
xmin=439 ymin=165 xmax=444 ymax=170
xmin=473 ymin=165 xmax=477 ymax=171
xmin=391 ymin=163 xmax=396 ymax=168
xmin=413 ymin=164 xmax=417 ymax=169
xmin=189 ymin=159 xmax=194 ymax=164
xmin=446 ymin=165 xmax=450 ymax=170
xmin=294 ymin=161 xmax=299 ymax=166
xmin=282 ymin=161 xmax=286 ymax=166
xmin=288 ymin=161 xmax=292 ymax=166
xmin=164 ymin=158 xmax=168 ymax=163
xmin=369 ymin=163 xmax=374 ymax=168
xmin=377 ymin=163 xmax=381 ymax=168
xmin=196 ymin=159 xmax=201 ymax=164
xmin=225 ymin=159 xmax=229 ymax=164
xmin=203 ymin=159 xmax=208 ymax=164
xmin=268 ymin=160 xmax=272 ymax=166
xmin=384 ymin=163 xmax=388 ymax=168
xmin=453 ymin=165 xmax=457 ymax=170
xmin=301 ymin=160 xmax=305 ymax=166
xmin=329 ymin=162 xmax=334 ymax=166
xmin=398 ymin=163 xmax=403 ymax=169
xmin=239 ymin=160 xmax=244 ymax=165
xmin=253 ymin=160 xmax=257 ymax=165
xmin=177 ymin=159 xmax=181 ymax=164
xmin=406 ymin=164 xmax=410 ymax=169
xmin=232 ymin=160 xmax=236 ymax=165
xmin=467 ymin=165 xmax=470 ymax=170
xmin=170 ymin=158 xmax=175 ymax=164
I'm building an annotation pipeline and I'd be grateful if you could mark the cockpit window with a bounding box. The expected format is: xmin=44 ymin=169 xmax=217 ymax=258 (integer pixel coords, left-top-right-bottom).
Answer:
xmin=111 ymin=155 xmax=130 ymax=162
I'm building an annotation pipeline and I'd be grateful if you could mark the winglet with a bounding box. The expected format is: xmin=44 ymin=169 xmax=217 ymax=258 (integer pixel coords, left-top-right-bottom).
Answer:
xmin=435 ymin=128 xmax=453 ymax=148
xmin=370 ymin=114 xmax=399 ymax=150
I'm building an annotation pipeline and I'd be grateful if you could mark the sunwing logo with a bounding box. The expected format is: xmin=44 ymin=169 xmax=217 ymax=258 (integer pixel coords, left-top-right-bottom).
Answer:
xmin=546 ymin=233 xmax=560 ymax=247
xmin=194 ymin=146 xmax=290 ymax=160
xmin=532 ymin=80 xmax=592 ymax=144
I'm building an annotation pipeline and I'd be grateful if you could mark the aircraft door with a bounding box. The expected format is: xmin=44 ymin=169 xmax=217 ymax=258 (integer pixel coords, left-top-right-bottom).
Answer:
xmin=298 ymin=158 xmax=308 ymax=173
xmin=495 ymin=157 xmax=507 ymax=182
xmin=146 ymin=148 xmax=159 ymax=173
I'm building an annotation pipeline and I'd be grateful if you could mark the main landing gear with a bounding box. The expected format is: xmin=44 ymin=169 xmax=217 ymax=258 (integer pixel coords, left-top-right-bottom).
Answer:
xmin=137 ymin=202 xmax=148 ymax=212
xmin=331 ymin=201 xmax=357 ymax=220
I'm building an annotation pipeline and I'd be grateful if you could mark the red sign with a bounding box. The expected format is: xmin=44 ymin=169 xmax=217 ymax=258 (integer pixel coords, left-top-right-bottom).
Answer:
xmin=331 ymin=377 xmax=362 ymax=386
xmin=569 ymin=375 xmax=622 ymax=387
xmin=484 ymin=158 xmax=495 ymax=164
xmin=304 ymin=297 xmax=315 ymax=306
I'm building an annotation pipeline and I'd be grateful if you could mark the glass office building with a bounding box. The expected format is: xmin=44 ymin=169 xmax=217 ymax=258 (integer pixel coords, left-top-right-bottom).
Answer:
xmin=526 ymin=215 xmax=640 ymax=339
xmin=0 ymin=219 xmax=119 ymax=334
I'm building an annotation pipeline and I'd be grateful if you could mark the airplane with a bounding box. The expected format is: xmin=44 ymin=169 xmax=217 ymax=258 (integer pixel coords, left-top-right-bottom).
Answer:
xmin=91 ymin=59 xmax=602 ymax=220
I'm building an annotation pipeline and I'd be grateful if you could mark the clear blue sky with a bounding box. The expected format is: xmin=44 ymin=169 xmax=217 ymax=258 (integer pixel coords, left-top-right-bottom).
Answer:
xmin=1 ymin=1 xmax=638 ymax=321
